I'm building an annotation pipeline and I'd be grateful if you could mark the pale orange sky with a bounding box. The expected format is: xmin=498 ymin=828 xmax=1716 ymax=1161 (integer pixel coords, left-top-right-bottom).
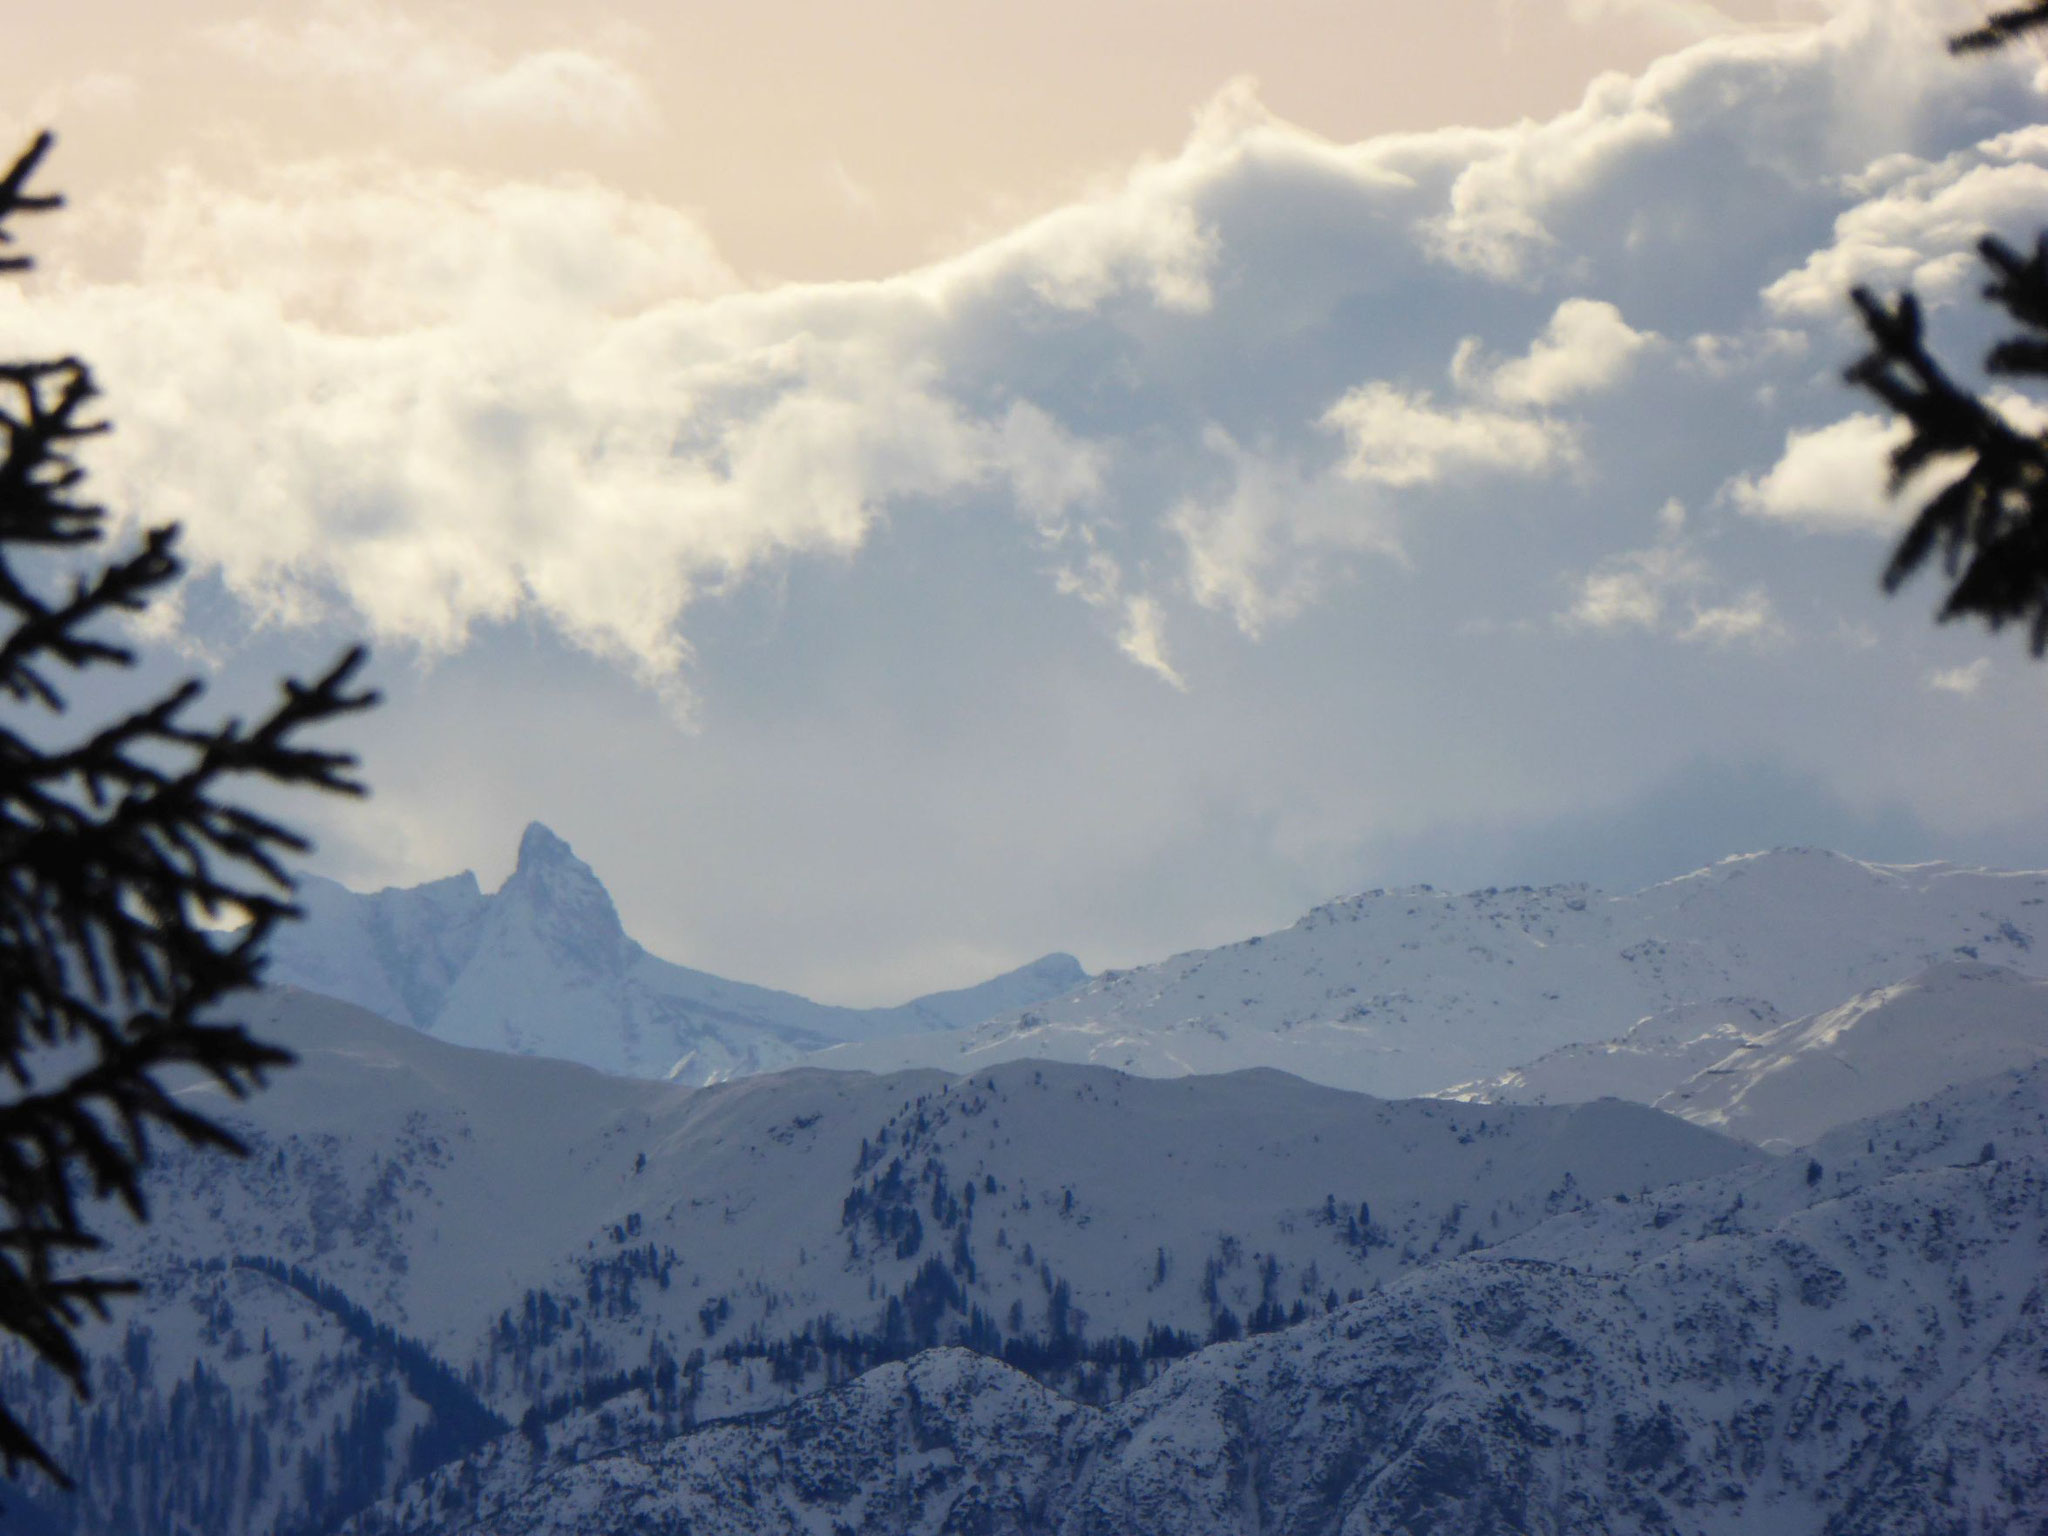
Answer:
xmin=7 ymin=0 xmax=1797 ymax=283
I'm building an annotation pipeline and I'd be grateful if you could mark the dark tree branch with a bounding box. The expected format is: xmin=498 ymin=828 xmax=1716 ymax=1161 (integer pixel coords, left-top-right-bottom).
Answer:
xmin=0 ymin=132 xmax=376 ymax=1486
xmin=1952 ymin=2 xmax=2048 ymax=54
xmin=1846 ymin=57 xmax=2048 ymax=650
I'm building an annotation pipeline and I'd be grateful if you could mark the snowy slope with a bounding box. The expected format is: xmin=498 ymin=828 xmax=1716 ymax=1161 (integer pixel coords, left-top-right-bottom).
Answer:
xmin=0 ymin=986 xmax=1758 ymax=1536
xmin=1439 ymin=996 xmax=1784 ymax=1107
xmin=1656 ymin=960 xmax=2048 ymax=1150
xmin=114 ymin=988 xmax=1758 ymax=1360
xmin=812 ymin=849 xmax=2048 ymax=1098
xmin=1449 ymin=960 xmax=2048 ymax=1152
xmin=264 ymin=822 xmax=1085 ymax=1083
xmin=356 ymin=1061 xmax=2048 ymax=1536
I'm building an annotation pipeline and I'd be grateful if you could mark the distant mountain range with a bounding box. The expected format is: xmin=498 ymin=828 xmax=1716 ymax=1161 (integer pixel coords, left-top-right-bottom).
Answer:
xmin=812 ymin=849 xmax=2048 ymax=1097
xmin=263 ymin=821 xmax=1085 ymax=1083
xmin=270 ymin=841 xmax=2048 ymax=1106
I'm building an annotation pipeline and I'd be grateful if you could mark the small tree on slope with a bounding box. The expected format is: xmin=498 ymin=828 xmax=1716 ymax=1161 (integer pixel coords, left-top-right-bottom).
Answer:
xmin=1849 ymin=4 xmax=2048 ymax=649
xmin=0 ymin=132 xmax=376 ymax=1482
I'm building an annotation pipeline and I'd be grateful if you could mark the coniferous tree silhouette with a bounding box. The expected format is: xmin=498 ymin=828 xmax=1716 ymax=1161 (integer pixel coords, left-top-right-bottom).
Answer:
xmin=0 ymin=132 xmax=376 ymax=1482
xmin=1848 ymin=6 xmax=2048 ymax=649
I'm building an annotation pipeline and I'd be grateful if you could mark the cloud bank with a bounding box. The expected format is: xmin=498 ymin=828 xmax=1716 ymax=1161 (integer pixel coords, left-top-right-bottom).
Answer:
xmin=15 ymin=0 xmax=2048 ymax=995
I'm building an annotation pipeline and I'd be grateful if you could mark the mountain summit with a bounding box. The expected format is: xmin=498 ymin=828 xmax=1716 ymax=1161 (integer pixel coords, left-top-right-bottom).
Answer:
xmin=263 ymin=824 xmax=1087 ymax=1082
xmin=812 ymin=849 xmax=2048 ymax=1099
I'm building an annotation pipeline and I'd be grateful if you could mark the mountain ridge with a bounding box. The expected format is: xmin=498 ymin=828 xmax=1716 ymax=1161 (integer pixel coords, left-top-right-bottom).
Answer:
xmin=810 ymin=848 xmax=2048 ymax=1098
xmin=353 ymin=1057 xmax=2048 ymax=1536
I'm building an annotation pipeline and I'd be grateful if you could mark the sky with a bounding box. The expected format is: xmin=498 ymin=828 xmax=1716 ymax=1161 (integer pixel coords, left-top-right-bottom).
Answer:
xmin=8 ymin=0 xmax=2048 ymax=1004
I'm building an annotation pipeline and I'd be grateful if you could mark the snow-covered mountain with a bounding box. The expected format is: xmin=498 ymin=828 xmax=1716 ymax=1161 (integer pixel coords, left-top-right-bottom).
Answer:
xmin=811 ymin=849 xmax=2048 ymax=1098
xmin=264 ymin=822 xmax=1086 ymax=1083
xmin=354 ymin=1060 xmax=2048 ymax=1536
xmin=0 ymin=986 xmax=1757 ymax=1536
xmin=1449 ymin=960 xmax=2048 ymax=1152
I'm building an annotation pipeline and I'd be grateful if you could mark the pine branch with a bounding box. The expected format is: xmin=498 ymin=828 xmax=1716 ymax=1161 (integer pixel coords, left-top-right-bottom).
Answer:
xmin=1846 ymin=257 xmax=2048 ymax=650
xmin=0 ymin=132 xmax=378 ymax=1482
xmin=1952 ymin=2 xmax=2048 ymax=54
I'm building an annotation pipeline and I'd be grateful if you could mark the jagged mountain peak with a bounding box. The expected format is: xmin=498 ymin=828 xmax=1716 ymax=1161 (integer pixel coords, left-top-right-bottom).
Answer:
xmin=489 ymin=823 xmax=628 ymax=970
xmin=509 ymin=821 xmax=582 ymax=879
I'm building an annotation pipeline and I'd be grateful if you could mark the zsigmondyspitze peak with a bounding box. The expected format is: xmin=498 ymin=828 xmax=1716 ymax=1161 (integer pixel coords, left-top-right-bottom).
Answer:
xmin=263 ymin=824 xmax=1090 ymax=1082
xmin=496 ymin=822 xmax=629 ymax=970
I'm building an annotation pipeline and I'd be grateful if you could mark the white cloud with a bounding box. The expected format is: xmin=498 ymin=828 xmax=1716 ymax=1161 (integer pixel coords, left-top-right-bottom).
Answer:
xmin=1679 ymin=589 xmax=1783 ymax=647
xmin=1422 ymin=75 xmax=1675 ymax=278
xmin=1167 ymin=429 xmax=1403 ymax=639
xmin=1766 ymin=128 xmax=2048 ymax=317
xmin=125 ymin=163 xmax=736 ymax=331
xmin=1727 ymin=412 xmax=1918 ymax=532
xmin=10 ymin=0 xmax=2034 ymax=717
xmin=1730 ymin=384 xmax=2046 ymax=536
xmin=1566 ymin=500 xmax=1783 ymax=647
xmin=207 ymin=2 xmax=655 ymax=135
xmin=1115 ymin=596 xmax=1185 ymax=689
xmin=1323 ymin=384 xmax=1578 ymax=488
xmin=17 ymin=0 xmax=2048 ymax=1002
xmin=1569 ymin=539 xmax=1708 ymax=631
xmin=1461 ymin=298 xmax=1658 ymax=407
xmin=1929 ymin=657 xmax=1991 ymax=694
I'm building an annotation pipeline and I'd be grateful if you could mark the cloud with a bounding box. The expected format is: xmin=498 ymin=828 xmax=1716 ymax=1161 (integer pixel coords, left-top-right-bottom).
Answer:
xmin=1679 ymin=589 xmax=1783 ymax=646
xmin=1167 ymin=428 xmax=1403 ymax=639
xmin=207 ymin=2 xmax=656 ymax=135
xmin=1463 ymin=298 xmax=1659 ymax=408
xmin=11 ymin=0 xmax=2038 ymax=718
xmin=1565 ymin=500 xmax=1783 ymax=646
xmin=1323 ymin=385 xmax=1578 ymax=488
xmin=125 ymin=163 xmax=737 ymax=330
xmin=1766 ymin=128 xmax=2048 ymax=318
xmin=1568 ymin=534 xmax=1707 ymax=631
xmin=1929 ymin=657 xmax=1991 ymax=694
xmin=25 ymin=0 xmax=2048 ymax=1003
xmin=1727 ymin=412 xmax=1917 ymax=532
xmin=1115 ymin=596 xmax=1184 ymax=689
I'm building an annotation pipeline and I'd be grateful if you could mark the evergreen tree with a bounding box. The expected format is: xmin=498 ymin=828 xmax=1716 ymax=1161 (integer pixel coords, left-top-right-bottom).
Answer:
xmin=0 ymin=132 xmax=374 ymax=1481
xmin=1849 ymin=6 xmax=2048 ymax=649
